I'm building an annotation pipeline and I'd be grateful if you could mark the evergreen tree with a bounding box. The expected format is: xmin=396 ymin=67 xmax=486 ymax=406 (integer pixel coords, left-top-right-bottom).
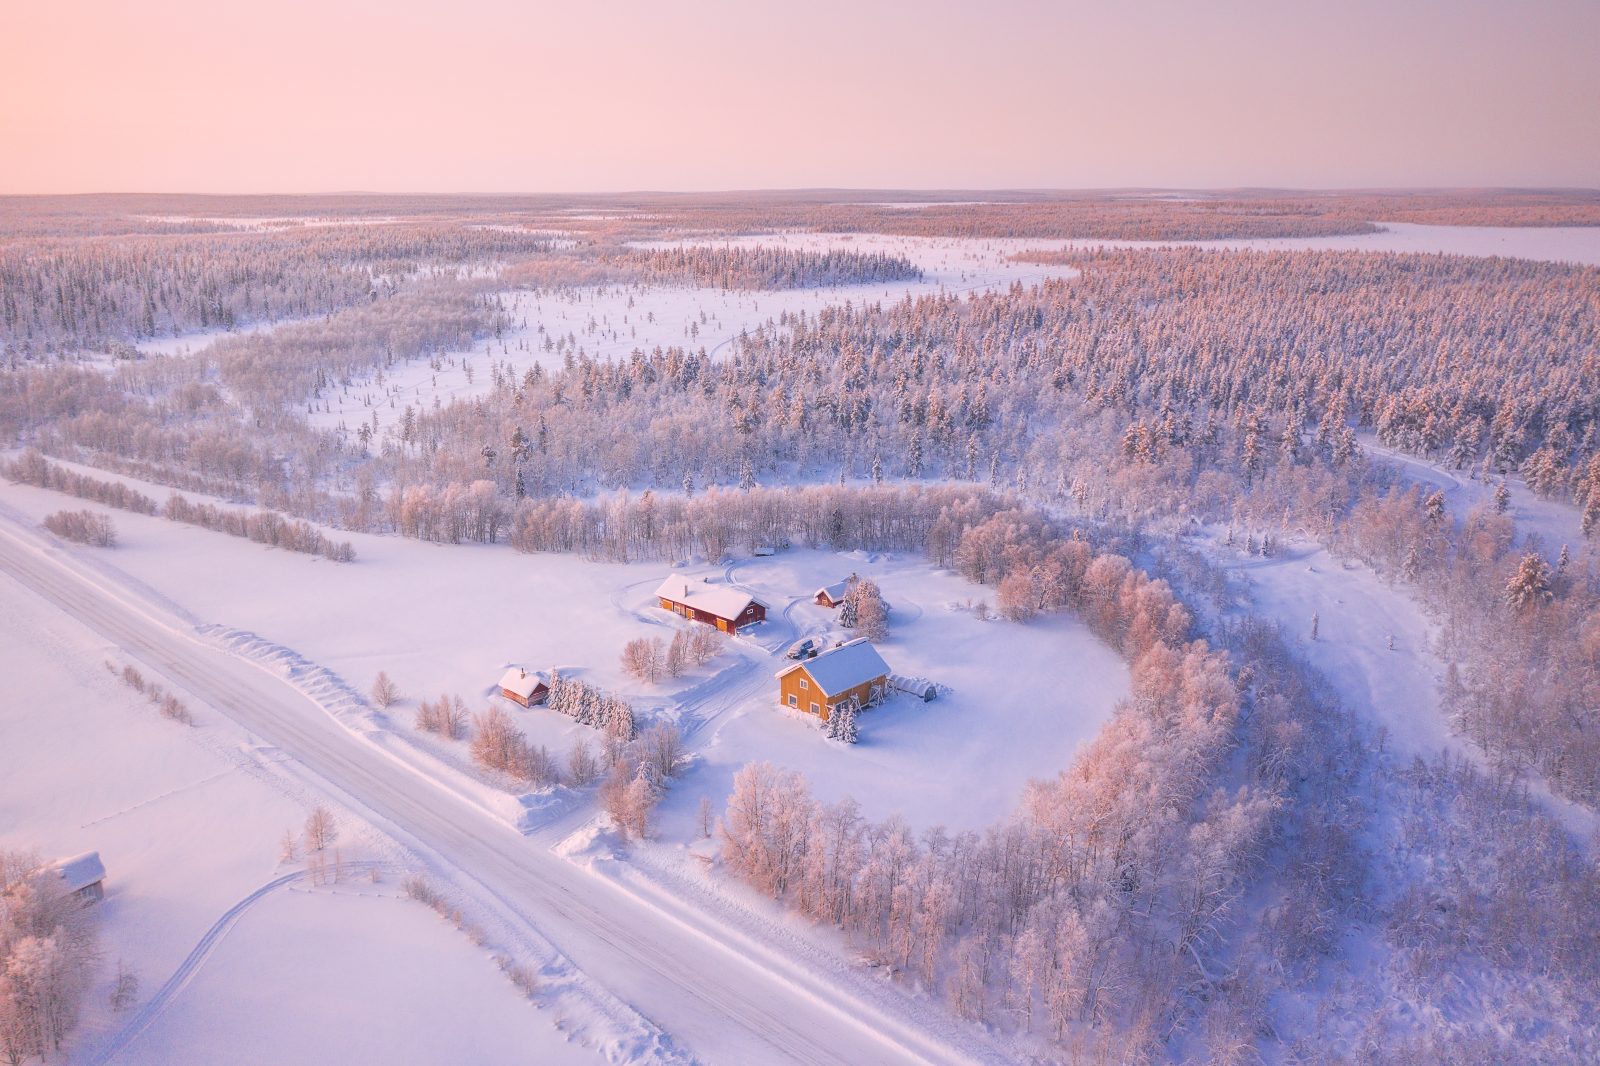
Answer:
xmin=828 ymin=698 xmax=859 ymax=744
xmin=1505 ymin=552 xmax=1552 ymax=611
xmin=838 ymin=576 xmax=860 ymax=628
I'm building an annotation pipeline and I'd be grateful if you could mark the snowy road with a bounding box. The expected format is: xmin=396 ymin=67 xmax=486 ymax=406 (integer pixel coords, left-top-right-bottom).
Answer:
xmin=0 ymin=530 xmax=994 ymax=1066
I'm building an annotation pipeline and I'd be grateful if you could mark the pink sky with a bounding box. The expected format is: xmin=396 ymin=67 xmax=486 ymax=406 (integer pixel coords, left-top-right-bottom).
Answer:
xmin=2 ymin=0 xmax=1597 ymax=194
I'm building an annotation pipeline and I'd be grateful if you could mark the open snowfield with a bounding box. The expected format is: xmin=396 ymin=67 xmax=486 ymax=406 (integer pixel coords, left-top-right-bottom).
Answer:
xmin=0 ymin=525 xmax=630 ymax=1065
xmin=0 ymin=467 xmax=1126 ymax=840
xmin=651 ymin=550 xmax=1128 ymax=834
xmin=118 ymin=888 xmax=601 ymax=1066
xmin=0 ymin=564 xmax=316 ymax=1035
xmin=0 ymin=483 xmax=1033 ymax=1066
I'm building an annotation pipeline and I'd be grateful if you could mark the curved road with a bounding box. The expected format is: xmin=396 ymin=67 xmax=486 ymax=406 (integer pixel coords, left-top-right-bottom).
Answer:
xmin=0 ymin=529 xmax=990 ymax=1066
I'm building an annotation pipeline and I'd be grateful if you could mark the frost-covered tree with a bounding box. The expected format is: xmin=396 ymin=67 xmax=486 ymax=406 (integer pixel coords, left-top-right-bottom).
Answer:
xmin=847 ymin=578 xmax=888 ymax=643
xmin=1504 ymin=552 xmax=1552 ymax=612
xmin=304 ymin=806 xmax=337 ymax=852
xmin=827 ymin=698 xmax=859 ymax=744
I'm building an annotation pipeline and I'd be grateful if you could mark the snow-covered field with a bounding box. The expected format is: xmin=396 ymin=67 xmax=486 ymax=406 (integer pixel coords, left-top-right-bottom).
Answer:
xmin=119 ymin=889 xmax=600 ymax=1066
xmin=655 ymin=550 xmax=1127 ymax=834
xmin=0 ymin=467 xmax=1125 ymax=839
xmin=0 ymin=551 xmax=601 ymax=1065
xmin=0 ymin=476 xmax=1061 ymax=1065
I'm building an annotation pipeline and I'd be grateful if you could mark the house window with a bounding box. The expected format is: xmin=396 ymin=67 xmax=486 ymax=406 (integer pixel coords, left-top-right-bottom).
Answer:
xmin=799 ymin=678 xmax=808 ymax=690
xmin=810 ymin=702 xmax=820 ymax=716
xmin=788 ymin=694 xmax=798 ymax=707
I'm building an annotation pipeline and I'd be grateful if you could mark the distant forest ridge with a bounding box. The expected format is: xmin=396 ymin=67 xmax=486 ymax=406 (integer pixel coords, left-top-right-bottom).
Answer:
xmin=2 ymin=188 xmax=1598 ymax=240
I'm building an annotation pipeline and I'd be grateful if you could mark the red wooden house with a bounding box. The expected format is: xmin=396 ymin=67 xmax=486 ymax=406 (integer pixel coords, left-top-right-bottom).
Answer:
xmin=655 ymin=577 xmax=767 ymax=632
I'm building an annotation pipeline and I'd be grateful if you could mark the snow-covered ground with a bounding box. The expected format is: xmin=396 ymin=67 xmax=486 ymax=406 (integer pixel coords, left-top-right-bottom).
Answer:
xmin=0 ymin=564 xmax=315 ymax=1030
xmin=654 ymin=550 xmax=1127 ymax=834
xmin=15 ymin=214 xmax=1600 ymax=1062
xmin=132 ymin=315 xmax=302 ymax=359
xmin=0 ymin=548 xmax=601 ymax=1065
xmin=118 ymin=888 xmax=601 ymax=1066
xmin=0 ymin=467 xmax=1125 ymax=839
xmin=1213 ymin=533 xmax=1599 ymax=849
xmin=0 ymin=485 xmax=1025 ymax=1066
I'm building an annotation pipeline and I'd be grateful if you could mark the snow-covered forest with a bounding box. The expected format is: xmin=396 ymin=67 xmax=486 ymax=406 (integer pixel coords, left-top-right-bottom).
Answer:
xmin=4 ymin=190 xmax=1600 ymax=1064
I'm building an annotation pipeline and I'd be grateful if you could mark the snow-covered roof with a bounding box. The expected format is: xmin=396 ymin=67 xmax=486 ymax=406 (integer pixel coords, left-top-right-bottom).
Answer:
xmin=775 ymin=638 xmax=890 ymax=697
xmin=54 ymin=852 xmax=105 ymax=893
xmin=655 ymin=576 xmax=764 ymax=621
xmin=815 ymin=580 xmax=852 ymax=602
xmin=499 ymin=667 xmax=547 ymax=698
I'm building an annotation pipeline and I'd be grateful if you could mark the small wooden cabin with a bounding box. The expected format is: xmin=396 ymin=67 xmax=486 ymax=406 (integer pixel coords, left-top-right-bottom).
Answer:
xmin=499 ymin=667 xmax=549 ymax=707
xmin=53 ymin=852 xmax=106 ymax=904
xmin=775 ymin=638 xmax=890 ymax=722
xmin=656 ymin=577 xmax=767 ymax=632
xmin=814 ymin=576 xmax=856 ymax=609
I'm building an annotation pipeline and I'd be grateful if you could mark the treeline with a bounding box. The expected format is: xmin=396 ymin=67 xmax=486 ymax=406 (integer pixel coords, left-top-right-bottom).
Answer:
xmin=497 ymin=243 xmax=922 ymax=295
xmin=2 ymin=450 xmax=158 ymax=514
xmin=643 ymin=198 xmax=1381 ymax=241
xmin=0 ymin=221 xmax=559 ymax=356
xmin=506 ymin=483 xmax=1009 ymax=562
xmin=546 ymin=672 xmax=637 ymax=740
xmin=161 ymin=495 xmax=355 ymax=563
xmin=622 ymin=245 xmax=922 ymax=290
xmin=43 ymin=509 xmax=116 ymax=547
xmin=645 ymin=190 xmax=1600 ymax=237
xmin=3 ymin=451 xmax=354 ymax=562
xmin=13 ymin=458 xmax=972 ymax=560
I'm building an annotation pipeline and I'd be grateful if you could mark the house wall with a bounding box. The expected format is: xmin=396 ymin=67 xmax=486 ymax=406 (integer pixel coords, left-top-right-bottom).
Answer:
xmin=659 ymin=597 xmax=765 ymax=631
xmin=778 ymin=668 xmax=887 ymax=722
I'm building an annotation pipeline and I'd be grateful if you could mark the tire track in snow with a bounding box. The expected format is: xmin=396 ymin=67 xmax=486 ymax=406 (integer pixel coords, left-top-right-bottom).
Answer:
xmin=89 ymin=862 xmax=386 ymax=1064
